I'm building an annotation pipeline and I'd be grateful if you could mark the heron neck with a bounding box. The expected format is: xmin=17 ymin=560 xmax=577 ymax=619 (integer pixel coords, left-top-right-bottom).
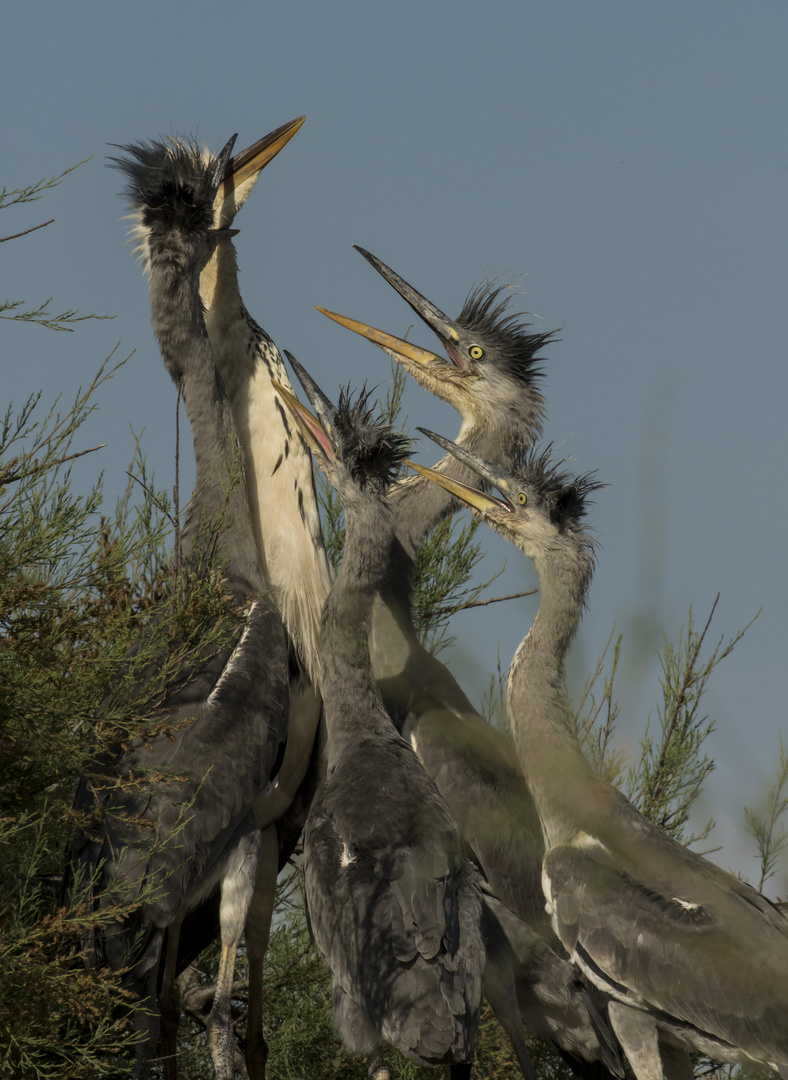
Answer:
xmin=320 ymin=496 xmax=398 ymax=768
xmin=199 ymin=240 xmax=244 ymax=330
xmin=200 ymin=240 xmax=333 ymax=684
xmin=506 ymin=552 xmax=595 ymax=847
xmin=147 ymin=249 xmax=262 ymax=600
xmin=392 ymin=418 xmax=505 ymax=560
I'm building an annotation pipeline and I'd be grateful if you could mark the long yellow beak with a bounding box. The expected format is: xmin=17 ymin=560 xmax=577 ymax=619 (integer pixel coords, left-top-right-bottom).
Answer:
xmin=220 ymin=116 xmax=305 ymax=197
xmin=316 ymin=307 xmax=442 ymax=367
xmin=405 ymin=460 xmax=506 ymax=515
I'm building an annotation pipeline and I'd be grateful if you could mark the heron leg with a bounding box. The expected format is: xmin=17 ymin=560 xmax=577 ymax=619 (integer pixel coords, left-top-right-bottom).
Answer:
xmin=480 ymin=948 xmax=537 ymax=1080
xmin=159 ymin=915 xmax=184 ymax=1080
xmin=607 ymin=1003 xmax=665 ymax=1080
xmin=244 ymin=824 xmax=279 ymax=1080
xmin=208 ymin=824 xmax=264 ymax=1080
xmin=132 ymin=965 xmax=158 ymax=1080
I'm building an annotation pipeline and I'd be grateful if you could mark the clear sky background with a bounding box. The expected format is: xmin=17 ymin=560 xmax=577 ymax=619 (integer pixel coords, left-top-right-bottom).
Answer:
xmin=4 ymin=3 xmax=786 ymax=887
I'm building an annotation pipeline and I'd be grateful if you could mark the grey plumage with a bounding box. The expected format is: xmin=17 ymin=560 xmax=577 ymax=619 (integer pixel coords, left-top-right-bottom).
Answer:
xmin=418 ymin=433 xmax=788 ymax=1080
xmin=116 ymin=120 xmax=332 ymax=1080
xmin=190 ymin=118 xmax=333 ymax=1080
xmin=279 ymin=363 xmax=485 ymax=1077
xmin=72 ymin=135 xmax=289 ymax=1079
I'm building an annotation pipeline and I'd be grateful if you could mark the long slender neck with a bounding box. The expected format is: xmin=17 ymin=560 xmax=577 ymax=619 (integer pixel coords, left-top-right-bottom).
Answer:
xmin=147 ymin=245 xmax=262 ymax=601
xmin=371 ymin=419 xmax=511 ymax=715
xmin=506 ymin=543 xmax=596 ymax=848
xmin=199 ymin=240 xmax=333 ymax=685
xmin=320 ymin=494 xmax=397 ymax=771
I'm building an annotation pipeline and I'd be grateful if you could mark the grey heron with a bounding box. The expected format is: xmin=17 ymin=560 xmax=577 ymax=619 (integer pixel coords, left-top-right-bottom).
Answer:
xmin=123 ymin=119 xmax=334 ymax=1077
xmin=413 ymin=433 xmax=788 ymax=1080
xmin=316 ymin=252 xmax=553 ymax=917
xmin=277 ymin=358 xmax=485 ymax=1080
xmin=71 ymin=134 xmax=290 ymax=1079
xmin=319 ymin=246 xmax=552 ymax=560
xmin=198 ymin=116 xmax=335 ymax=1078
xmin=317 ymin=255 xmax=622 ymax=1077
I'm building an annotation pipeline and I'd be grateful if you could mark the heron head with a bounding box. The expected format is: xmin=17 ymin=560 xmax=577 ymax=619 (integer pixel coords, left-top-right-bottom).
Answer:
xmin=276 ymin=354 xmax=410 ymax=504
xmin=411 ymin=429 xmax=602 ymax=567
xmin=111 ymin=134 xmax=238 ymax=275
xmin=112 ymin=118 xmax=304 ymax=279
xmin=317 ymin=248 xmax=553 ymax=447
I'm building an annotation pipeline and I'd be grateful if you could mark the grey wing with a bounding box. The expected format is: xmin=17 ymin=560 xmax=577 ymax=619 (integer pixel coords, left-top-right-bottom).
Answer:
xmin=70 ymin=596 xmax=287 ymax=966
xmin=402 ymin=705 xmax=547 ymax=929
xmin=544 ymin=843 xmax=788 ymax=1062
xmin=383 ymin=856 xmax=483 ymax=1064
xmin=482 ymin=891 xmax=623 ymax=1074
xmin=389 ymin=848 xmax=456 ymax=961
xmin=304 ymin=793 xmax=483 ymax=1066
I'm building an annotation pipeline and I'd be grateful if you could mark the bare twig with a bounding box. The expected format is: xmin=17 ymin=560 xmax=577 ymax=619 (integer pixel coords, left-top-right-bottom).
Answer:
xmin=125 ymin=470 xmax=179 ymax=529
xmin=0 ymin=218 xmax=54 ymax=243
xmin=173 ymin=387 xmax=182 ymax=583
xmin=0 ymin=443 xmax=106 ymax=486
xmin=419 ymin=588 xmax=537 ymax=621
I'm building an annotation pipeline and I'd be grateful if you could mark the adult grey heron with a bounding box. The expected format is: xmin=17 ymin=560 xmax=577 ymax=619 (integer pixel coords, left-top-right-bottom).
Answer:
xmin=413 ymin=433 xmax=788 ymax=1080
xmin=72 ymin=135 xmax=290 ymax=1079
xmin=124 ymin=119 xmax=334 ymax=1077
xmin=277 ymin=359 xmax=485 ymax=1080
xmin=317 ymin=256 xmax=622 ymax=1077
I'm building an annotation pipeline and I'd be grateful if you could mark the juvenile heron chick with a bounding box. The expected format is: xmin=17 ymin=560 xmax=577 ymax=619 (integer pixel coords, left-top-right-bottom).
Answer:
xmin=117 ymin=120 xmax=333 ymax=1078
xmin=78 ymin=134 xmax=290 ymax=1080
xmin=415 ymin=432 xmax=788 ymax=1080
xmin=319 ymin=247 xmax=553 ymax=557
xmin=278 ymin=357 xmax=485 ymax=1080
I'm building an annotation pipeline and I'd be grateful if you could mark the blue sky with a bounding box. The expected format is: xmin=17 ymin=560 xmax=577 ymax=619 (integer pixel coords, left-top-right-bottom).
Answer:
xmin=3 ymin=2 xmax=786 ymax=885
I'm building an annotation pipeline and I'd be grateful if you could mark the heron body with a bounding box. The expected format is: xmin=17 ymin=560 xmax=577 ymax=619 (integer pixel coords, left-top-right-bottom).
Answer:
xmin=123 ymin=121 xmax=333 ymax=1077
xmin=416 ymin=434 xmax=788 ymax=1080
xmin=279 ymin=363 xmax=485 ymax=1078
xmin=318 ymin=251 xmax=553 ymax=917
xmin=74 ymin=134 xmax=290 ymax=1079
xmin=200 ymin=126 xmax=335 ymax=1077
xmin=201 ymin=242 xmax=330 ymax=815
xmin=201 ymin=133 xmax=333 ymax=691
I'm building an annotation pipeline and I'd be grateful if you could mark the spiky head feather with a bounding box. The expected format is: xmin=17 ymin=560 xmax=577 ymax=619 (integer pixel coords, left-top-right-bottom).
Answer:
xmin=457 ymin=280 xmax=555 ymax=393
xmin=110 ymin=136 xmax=227 ymax=275
xmin=506 ymin=444 xmax=604 ymax=540
xmin=331 ymin=386 xmax=412 ymax=496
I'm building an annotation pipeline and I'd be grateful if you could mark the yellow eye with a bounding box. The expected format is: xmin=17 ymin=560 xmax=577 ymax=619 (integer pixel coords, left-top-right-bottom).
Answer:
xmin=469 ymin=345 xmax=484 ymax=360
xmin=517 ymin=491 xmax=527 ymax=506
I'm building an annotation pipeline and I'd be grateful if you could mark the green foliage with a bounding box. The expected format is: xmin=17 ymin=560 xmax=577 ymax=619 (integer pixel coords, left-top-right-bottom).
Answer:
xmin=479 ymin=648 xmax=508 ymax=733
xmin=573 ymin=598 xmax=760 ymax=848
xmin=1 ymin=162 xmax=112 ymax=332
xmin=1 ymin=169 xmax=252 ymax=1075
xmin=574 ymin=630 xmax=627 ymax=785
xmin=0 ymin=365 xmax=155 ymax=1076
xmin=0 ymin=365 xmax=252 ymax=1076
xmin=744 ymin=734 xmax=788 ymax=892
